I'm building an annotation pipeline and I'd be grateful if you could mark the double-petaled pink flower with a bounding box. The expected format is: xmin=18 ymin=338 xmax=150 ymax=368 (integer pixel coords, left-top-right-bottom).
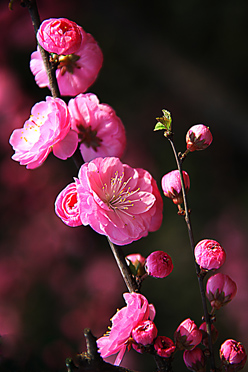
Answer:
xmin=68 ymin=93 xmax=126 ymax=162
xmin=97 ymin=292 xmax=156 ymax=365
xmin=9 ymin=96 xmax=78 ymax=169
xmin=30 ymin=19 xmax=103 ymax=96
xmin=55 ymin=157 xmax=163 ymax=245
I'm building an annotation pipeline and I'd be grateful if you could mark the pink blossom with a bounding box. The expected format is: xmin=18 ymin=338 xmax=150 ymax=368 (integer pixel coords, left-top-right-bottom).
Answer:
xmin=132 ymin=320 xmax=157 ymax=346
xmin=186 ymin=124 xmax=213 ymax=152
xmin=55 ymin=182 xmax=82 ymax=227
xmin=194 ymin=239 xmax=226 ymax=270
xmin=206 ymin=273 xmax=237 ymax=310
xmin=154 ymin=336 xmax=176 ymax=358
xmin=9 ymin=96 xmax=78 ymax=169
xmin=161 ymin=170 xmax=190 ymax=205
xmin=37 ymin=18 xmax=82 ymax=55
xmin=220 ymin=339 xmax=247 ymax=372
xmin=125 ymin=253 xmax=146 ymax=277
xmin=145 ymin=251 xmax=173 ymax=278
xmin=68 ymin=93 xmax=126 ymax=162
xmin=199 ymin=322 xmax=218 ymax=347
xmin=30 ymin=30 xmax=103 ymax=96
xmin=73 ymin=157 xmax=163 ymax=246
xmin=174 ymin=318 xmax=202 ymax=351
xmin=97 ymin=292 xmax=156 ymax=365
xmin=183 ymin=347 xmax=206 ymax=372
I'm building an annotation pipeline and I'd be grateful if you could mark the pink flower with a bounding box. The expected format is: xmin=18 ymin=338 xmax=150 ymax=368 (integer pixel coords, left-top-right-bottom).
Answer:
xmin=125 ymin=253 xmax=146 ymax=277
xmin=73 ymin=157 xmax=163 ymax=245
xmin=96 ymin=292 xmax=156 ymax=365
xmin=220 ymin=339 xmax=247 ymax=372
xmin=132 ymin=320 xmax=157 ymax=346
xmin=199 ymin=322 xmax=218 ymax=347
xmin=37 ymin=18 xmax=82 ymax=55
xmin=206 ymin=273 xmax=237 ymax=310
xmin=161 ymin=170 xmax=190 ymax=205
xmin=154 ymin=336 xmax=176 ymax=358
xmin=55 ymin=182 xmax=82 ymax=227
xmin=183 ymin=347 xmax=206 ymax=372
xmin=174 ymin=318 xmax=202 ymax=351
xmin=145 ymin=251 xmax=173 ymax=278
xmin=194 ymin=239 xmax=226 ymax=270
xmin=9 ymin=96 xmax=78 ymax=169
xmin=30 ymin=30 xmax=103 ymax=96
xmin=186 ymin=124 xmax=213 ymax=152
xmin=68 ymin=93 xmax=126 ymax=162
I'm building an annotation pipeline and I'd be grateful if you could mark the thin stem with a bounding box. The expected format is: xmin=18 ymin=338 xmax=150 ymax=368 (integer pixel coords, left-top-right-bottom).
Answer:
xmin=107 ymin=237 xmax=139 ymax=293
xmin=167 ymin=136 xmax=216 ymax=372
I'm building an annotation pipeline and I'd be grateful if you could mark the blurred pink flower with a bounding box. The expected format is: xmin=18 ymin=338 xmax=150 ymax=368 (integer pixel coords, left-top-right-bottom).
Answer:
xmin=186 ymin=124 xmax=213 ymax=152
xmin=55 ymin=182 xmax=82 ymax=227
xmin=194 ymin=239 xmax=226 ymax=270
xmin=9 ymin=96 xmax=78 ymax=169
xmin=37 ymin=18 xmax=82 ymax=55
xmin=220 ymin=339 xmax=247 ymax=372
xmin=97 ymin=292 xmax=155 ymax=365
xmin=161 ymin=170 xmax=190 ymax=205
xmin=68 ymin=93 xmax=126 ymax=162
xmin=154 ymin=336 xmax=176 ymax=358
xmin=174 ymin=318 xmax=202 ymax=351
xmin=145 ymin=250 xmax=173 ymax=278
xmin=206 ymin=273 xmax=237 ymax=310
xmin=30 ymin=31 xmax=103 ymax=96
xmin=73 ymin=157 xmax=163 ymax=245
xmin=183 ymin=347 xmax=206 ymax=372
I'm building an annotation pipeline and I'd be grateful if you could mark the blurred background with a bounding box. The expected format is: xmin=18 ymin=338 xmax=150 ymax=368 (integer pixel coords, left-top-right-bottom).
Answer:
xmin=0 ymin=0 xmax=248 ymax=371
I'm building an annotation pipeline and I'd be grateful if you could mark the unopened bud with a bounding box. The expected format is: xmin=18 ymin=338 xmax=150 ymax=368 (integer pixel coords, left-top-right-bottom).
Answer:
xmin=154 ymin=336 xmax=176 ymax=358
xmin=174 ymin=318 xmax=202 ymax=351
xmin=183 ymin=347 xmax=206 ymax=372
xmin=220 ymin=339 xmax=247 ymax=372
xmin=125 ymin=253 xmax=146 ymax=276
xmin=145 ymin=251 xmax=173 ymax=279
xmin=194 ymin=239 xmax=226 ymax=270
xmin=161 ymin=170 xmax=190 ymax=205
xmin=206 ymin=273 xmax=237 ymax=310
xmin=186 ymin=124 xmax=213 ymax=152
xmin=132 ymin=320 xmax=157 ymax=346
xmin=199 ymin=322 xmax=218 ymax=347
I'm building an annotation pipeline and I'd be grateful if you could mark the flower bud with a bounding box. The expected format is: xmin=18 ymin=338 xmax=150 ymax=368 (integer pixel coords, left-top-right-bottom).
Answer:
xmin=183 ymin=347 xmax=206 ymax=372
xmin=161 ymin=170 xmax=190 ymax=205
xmin=194 ymin=239 xmax=226 ymax=270
xmin=132 ymin=320 xmax=158 ymax=346
xmin=154 ymin=336 xmax=176 ymax=358
xmin=145 ymin=251 xmax=173 ymax=278
xmin=174 ymin=318 xmax=202 ymax=351
xmin=125 ymin=253 xmax=146 ymax=277
xmin=55 ymin=182 xmax=82 ymax=227
xmin=220 ymin=339 xmax=247 ymax=372
xmin=199 ymin=322 xmax=218 ymax=347
xmin=37 ymin=18 xmax=83 ymax=55
xmin=186 ymin=124 xmax=213 ymax=152
xmin=206 ymin=273 xmax=237 ymax=310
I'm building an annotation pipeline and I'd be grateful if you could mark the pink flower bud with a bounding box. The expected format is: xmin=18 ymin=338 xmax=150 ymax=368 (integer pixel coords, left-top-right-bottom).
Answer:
xmin=220 ymin=339 xmax=247 ymax=372
xmin=199 ymin=322 xmax=218 ymax=347
xmin=186 ymin=124 xmax=213 ymax=152
xmin=145 ymin=251 xmax=173 ymax=279
xmin=55 ymin=181 xmax=82 ymax=227
xmin=183 ymin=347 xmax=206 ymax=372
xmin=206 ymin=273 xmax=237 ymax=310
xmin=154 ymin=336 xmax=176 ymax=358
xmin=161 ymin=170 xmax=190 ymax=205
xmin=132 ymin=320 xmax=158 ymax=346
xmin=174 ymin=318 xmax=202 ymax=351
xmin=37 ymin=18 xmax=83 ymax=55
xmin=125 ymin=253 xmax=146 ymax=277
xmin=194 ymin=239 xmax=226 ymax=270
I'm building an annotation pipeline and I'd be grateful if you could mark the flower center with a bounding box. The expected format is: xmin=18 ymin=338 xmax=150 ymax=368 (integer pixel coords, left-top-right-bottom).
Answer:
xmin=77 ymin=124 xmax=102 ymax=151
xmin=57 ymin=54 xmax=80 ymax=75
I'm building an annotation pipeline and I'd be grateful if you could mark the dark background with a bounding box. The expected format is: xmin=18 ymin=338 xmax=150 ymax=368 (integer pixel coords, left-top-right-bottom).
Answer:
xmin=0 ymin=0 xmax=248 ymax=371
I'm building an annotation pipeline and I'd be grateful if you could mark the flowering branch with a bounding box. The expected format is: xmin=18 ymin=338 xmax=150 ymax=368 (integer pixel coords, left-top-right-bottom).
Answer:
xmin=166 ymin=136 xmax=216 ymax=372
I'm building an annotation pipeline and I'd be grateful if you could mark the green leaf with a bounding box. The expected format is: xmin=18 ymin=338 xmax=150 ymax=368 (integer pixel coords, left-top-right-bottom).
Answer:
xmin=154 ymin=109 xmax=172 ymax=134
xmin=154 ymin=122 xmax=167 ymax=131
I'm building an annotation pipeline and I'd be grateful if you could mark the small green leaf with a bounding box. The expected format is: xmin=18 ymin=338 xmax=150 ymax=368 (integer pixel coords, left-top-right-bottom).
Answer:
xmin=154 ymin=109 xmax=172 ymax=134
xmin=154 ymin=122 xmax=167 ymax=131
